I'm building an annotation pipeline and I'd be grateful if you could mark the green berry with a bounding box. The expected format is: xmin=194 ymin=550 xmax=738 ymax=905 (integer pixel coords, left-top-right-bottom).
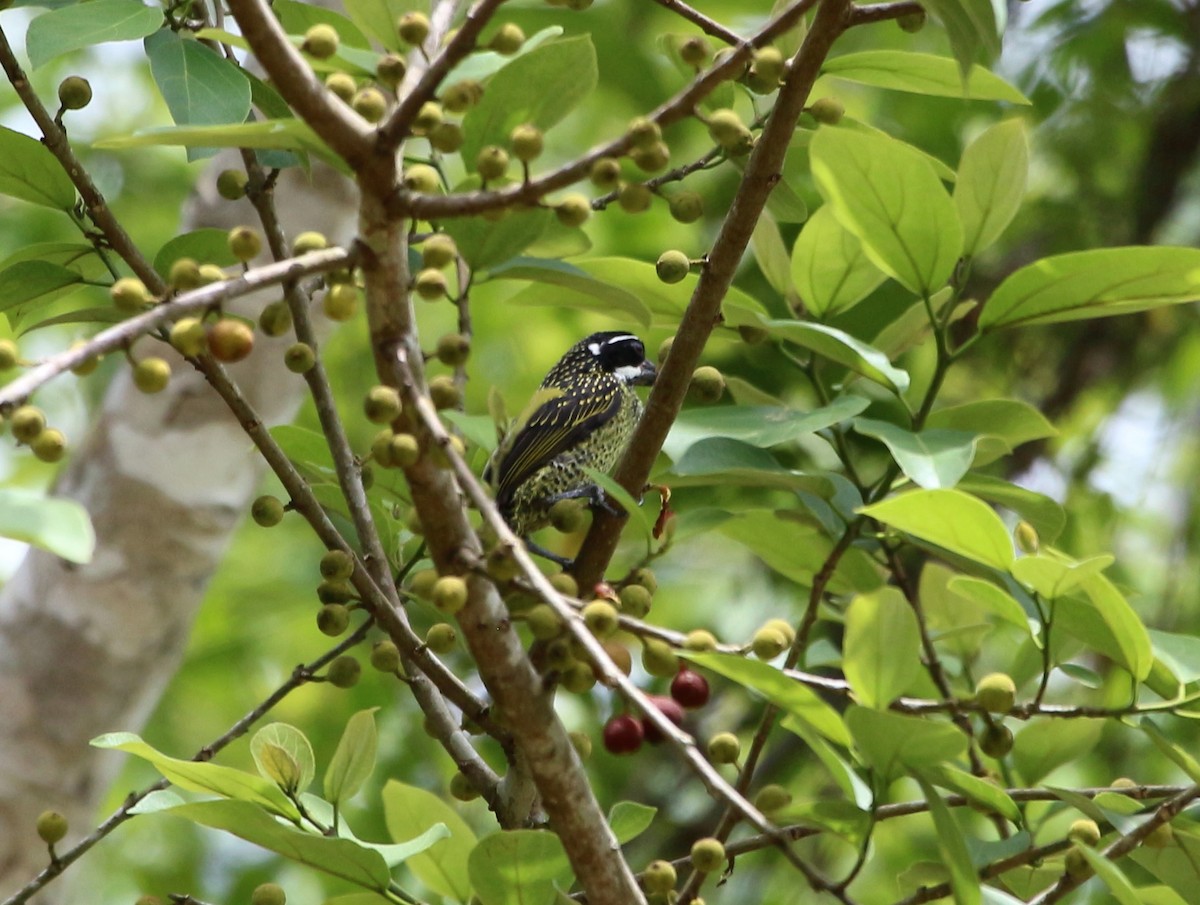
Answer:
xmin=975 ymin=673 xmax=1017 ymax=714
xmin=409 ymin=568 xmax=438 ymax=599
xmin=168 ymin=257 xmax=202 ymax=291
xmin=555 ymin=194 xmax=591 ymax=228
xmin=707 ymin=732 xmax=740 ymax=764
xmin=364 ymin=385 xmax=402 ymax=424
xmin=207 ymin=319 xmax=255 ymax=363
xmin=1015 ymin=520 xmax=1039 ymax=555
xmin=67 ymin=341 xmax=98 ymax=375
xmin=258 ymin=301 xmax=293 ymax=337
xmin=751 ymin=626 xmax=787 ymax=660
xmin=428 ymin=375 xmax=461 ymax=410
xmin=429 ymin=121 xmax=465 ymax=153
xmin=389 ymin=433 xmax=420 ymax=467
xmin=643 ymin=859 xmax=677 ymax=895
xmin=669 ymin=191 xmax=704 ymax=223
xmin=111 ymin=277 xmax=150 ymax=311
xmin=631 ymin=141 xmax=669 ymax=173
xmin=133 ymin=357 xmax=171 ymax=394
xmin=569 ymin=730 xmax=592 ymax=760
xmin=422 ymin=234 xmax=458 ymax=269
xmin=36 ymin=810 xmax=68 ymax=845
xmin=31 ymin=428 xmax=67 ymax=463
xmin=589 ymin=156 xmax=622 ymax=189
xmin=413 ymin=101 xmax=443 ymax=134
xmin=979 ymin=723 xmax=1013 ymax=758
xmin=403 ymin=164 xmax=441 ymax=193
xmin=301 ymin=24 xmax=339 ymax=59
xmin=11 ymin=406 xmax=46 ymax=444
xmin=763 ymin=618 xmax=797 ymax=646
xmin=284 ymin=342 xmax=315 ymax=373
xmin=684 ymin=629 xmax=718 ymax=651
xmin=414 ymin=268 xmax=448 ymax=301
xmin=316 ymin=603 xmax=350 ymax=636
xmin=679 ymin=36 xmax=710 ymax=66
xmin=897 ymin=9 xmax=927 ymax=32
xmin=370 ymin=640 xmax=402 ymax=673
xmin=57 ymin=76 xmax=92 ymax=110
xmin=436 ymin=332 xmax=471 ymax=366
xmin=582 ymin=600 xmax=619 ymax=638
xmin=327 ymin=655 xmax=361 ymax=688
xmin=319 ymin=549 xmax=354 ymax=580
xmin=322 ymin=283 xmax=359 ymax=321
xmin=706 ymin=108 xmax=750 ymax=148
xmin=754 ymin=783 xmax=793 ymax=814
xmin=510 ymin=123 xmax=544 ymax=162
xmin=525 ymin=603 xmax=562 ymax=640
xmin=641 ymin=638 xmax=678 ymax=677
xmin=489 ymin=23 xmax=525 ymax=54
xmin=0 ymin=339 xmax=19 ymax=370
xmin=1068 ymin=819 xmax=1101 ymax=846
xmin=425 ymin=622 xmax=457 ymax=653
xmin=440 ymin=79 xmax=484 ymax=113
xmin=549 ymin=572 xmax=578 ymax=597
xmin=618 ymin=583 xmax=652 ymax=618
xmin=216 ymin=169 xmax=248 ymax=200
xmin=251 ymin=495 xmax=285 ymax=527
xmin=1064 ymin=846 xmax=1090 ymax=880
xmin=292 ymin=231 xmax=328 ymax=255
xmin=449 ymin=771 xmax=479 ymax=801
xmin=325 ymin=72 xmax=357 ymax=102
xmin=250 ymin=883 xmax=286 ymax=905
xmin=432 ymin=575 xmax=469 ymax=614
xmin=227 ymin=226 xmax=262 ymax=262
xmin=751 ymin=46 xmax=785 ymax=83
xmin=548 ymin=498 xmax=586 ymax=533
xmin=376 ymin=54 xmax=406 ymax=89
xmin=656 ymin=250 xmax=691 ymax=284
xmin=475 ymin=145 xmax=510 ymax=181
xmin=688 ymin=365 xmax=725 ymax=404
xmin=169 ymin=317 xmax=207 ymax=357
xmin=690 ymin=837 xmax=726 ymax=873
xmin=397 ymin=12 xmax=431 ymax=45
xmin=809 ymin=97 xmax=844 ymax=125
xmin=352 ymin=88 xmax=388 ymax=123
xmin=617 ymin=182 xmax=652 ymax=213
xmin=486 ymin=543 xmax=520 ymax=582
xmin=626 ymin=116 xmax=661 ymax=150
xmin=317 ymin=579 xmax=355 ymax=603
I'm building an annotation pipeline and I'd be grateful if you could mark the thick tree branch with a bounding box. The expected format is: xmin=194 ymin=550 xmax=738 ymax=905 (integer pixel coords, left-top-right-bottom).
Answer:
xmin=847 ymin=0 xmax=925 ymax=25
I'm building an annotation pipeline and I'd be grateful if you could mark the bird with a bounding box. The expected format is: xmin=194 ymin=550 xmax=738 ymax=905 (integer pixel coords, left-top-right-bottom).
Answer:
xmin=485 ymin=331 xmax=657 ymax=561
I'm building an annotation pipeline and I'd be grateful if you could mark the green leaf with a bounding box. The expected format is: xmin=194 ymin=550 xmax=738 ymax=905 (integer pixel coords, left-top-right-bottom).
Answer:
xmin=0 ymin=261 xmax=85 ymax=317
xmin=461 ymin=35 xmax=598 ymax=162
xmin=781 ymin=716 xmax=873 ymax=807
xmin=979 ymin=247 xmax=1200 ymax=330
xmin=444 ymin=27 xmax=565 ymax=85
xmin=25 ymin=0 xmax=162 ymax=69
xmin=96 ymin=120 xmax=338 ymax=169
xmin=791 ymin=205 xmax=887 ymax=319
xmin=955 ymin=119 xmax=1029 ymax=256
xmin=720 ymin=510 xmax=884 ymax=595
xmin=843 ymin=588 xmax=922 ymax=708
xmin=663 ymin=395 xmax=869 ymax=460
xmin=382 ymin=781 xmax=477 ymax=902
xmin=468 ymin=829 xmax=571 ymax=905
xmin=325 ymin=709 xmax=379 ymax=806
xmin=0 ymin=126 xmax=77 ymax=210
xmin=840 ymin=118 xmax=958 ymax=183
xmin=924 ymin=763 xmax=1020 ymax=822
xmin=166 ymin=799 xmax=397 ymax=890
xmin=153 ymin=228 xmax=240 ymax=275
xmin=1011 ymin=719 xmax=1103 ymax=784
xmin=1075 ymin=845 xmax=1143 ymax=905
xmin=274 ymin=0 xmax=371 ymax=48
xmin=1070 ymin=573 xmax=1152 ymax=680
xmin=581 ymin=467 xmax=653 ymax=543
xmin=919 ymin=0 xmax=1002 ymax=79
xmin=344 ymin=0 xmax=410 ymax=51
xmin=17 ymin=306 xmax=125 ymax=335
xmin=684 ymin=651 xmax=851 ymax=745
xmin=823 ymin=51 xmax=1027 ymax=103
xmin=0 ymin=488 xmax=95 ymax=564
xmin=926 ymin=398 xmax=1057 ymax=467
xmin=859 ymin=488 xmax=1014 ymax=570
xmin=0 ymin=242 xmax=108 ymax=279
xmin=947 ymin=576 xmax=1031 ymax=633
xmin=250 ymin=723 xmax=314 ymax=794
xmin=810 ymin=127 xmax=963 ymax=297
xmin=757 ymin=319 xmax=911 ymax=394
xmin=607 ymin=801 xmax=656 ymax=843
xmin=751 ymin=211 xmax=793 ymax=296
xmin=145 ymin=29 xmax=253 ymax=160
xmin=853 ymin=417 xmax=977 ymax=489
xmin=490 ymin=257 xmax=650 ymax=327
xmin=1010 ymin=552 xmax=1111 ymax=600
xmin=443 ymin=191 xmax=552 ymax=271
xmin=1148 ymin=629 xmax=1200 ymax=685
xmin=958 ymin=474 xmax=1065 ymax=544
xmin=667 ymin=438 xmax=832 ymax=495
xmin=91 ymin=732 xmax=300 ymax=819
xmin=845 ymin=707 xmax=967 ymax=782
xmin=917 ymin=776 xmax=982 ymax=905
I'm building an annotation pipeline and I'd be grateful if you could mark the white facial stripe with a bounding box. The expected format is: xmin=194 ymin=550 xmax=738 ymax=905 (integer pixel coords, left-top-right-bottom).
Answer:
xmin=608 ymin=334 xmax=639 ymax=346
xmin=615 ymin=363 xmax=644 ymax=382
xmin=587 ymin=342 xmax=603 ymax=355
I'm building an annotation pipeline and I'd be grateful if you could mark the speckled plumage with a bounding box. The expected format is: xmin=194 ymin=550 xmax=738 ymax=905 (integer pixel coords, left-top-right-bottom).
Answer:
xmin=487 ymin=332 xmax=656 ymax=538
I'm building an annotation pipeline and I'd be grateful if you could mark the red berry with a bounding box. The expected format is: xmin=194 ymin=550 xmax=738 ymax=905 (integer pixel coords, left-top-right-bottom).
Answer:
xmin=642 ymin=695 xmax=685 ymax=744
xmin=602 ymin=715 xmax=644 ymax=755
xmin=670 ymin=669 xmax=711 ymax=709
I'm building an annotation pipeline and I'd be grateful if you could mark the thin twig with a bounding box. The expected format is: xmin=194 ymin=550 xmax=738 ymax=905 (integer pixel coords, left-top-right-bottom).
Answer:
xmin=648 ymin=0 xmax=745 ymax=46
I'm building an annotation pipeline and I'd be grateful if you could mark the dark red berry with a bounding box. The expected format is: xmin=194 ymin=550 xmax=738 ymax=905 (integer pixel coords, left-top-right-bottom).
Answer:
xmin=642 ymin=695 xmax=685 ymax=744
xmin=602 ymin=715 xmax=645 ymax=755
xmin=670 ymin=669 xmax=711 ymax=709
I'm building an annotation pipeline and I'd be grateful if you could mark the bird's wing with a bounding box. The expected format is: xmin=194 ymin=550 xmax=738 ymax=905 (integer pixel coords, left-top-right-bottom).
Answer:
xmin=493 ymin=380 xmax=621 ymax=506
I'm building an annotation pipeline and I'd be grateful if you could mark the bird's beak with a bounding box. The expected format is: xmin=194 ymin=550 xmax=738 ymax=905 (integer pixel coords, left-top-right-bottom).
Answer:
xmin=632 ymin=359 xmax=657 ymax=386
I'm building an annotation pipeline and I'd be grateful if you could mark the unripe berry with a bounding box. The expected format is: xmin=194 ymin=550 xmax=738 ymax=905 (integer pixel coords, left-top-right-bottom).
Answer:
xmin=111 ymin=277 xmax=150 ymax=311
xmin=168 ymin=257 xmax=202 ymax=291
xmin=364 ymin=385 xmax=402 ymax=424
xmin=284 ymin=342 xmax=315 ymax=373
xmin=250 ymin=883 xmax=286 ymax=905
xmin=669 ymin=191 xmax=704 ymax=223
xmin=489 ymin=23 xmax=525 ymax=55
xmin=752 ymin=46 xmax=785 ymax=83
xmin=227 ymin=226 xmax=262 ymax=262
xmin=31 ymin=428 xmax=67 ymax=463
xmin=602 ymin=714 xmax=644 ymax=755
xmin=475 ymin=145 xmax=510 ymax=181
xmin=301 ymin=24 xmax=339 ymax=59
xmin=569 ymin=730 xmax=592 ymax=760
xmin=397 ymin=12 xmax=430 ymax=45
xmin=690 ymin=837 xmax=726 ymax=873
xmin=327 ymin=655 xmax=361 ymax=688
xmin=258 ymin=301 xmax=293 ymax=337
xmin=510 ymin=123 xmax=544 ymax=162
xmin=413 ymin=101 xmax=443 ymax=134
xmin=376 ymin=54 xmax=406 ymax=89
xmin=292 ymin=231 xmax=327 ymax=255
xmin=897 ymin=9 xmax=927 ymax=32
xmin=370 ymin=640 xmax=402 ymax=673
xmin=979 ymin=723 xmax=1014 ymax=758
xmin=389 ymin=432 xmax=420 ymax=467
xmin=352 ymin=88 xmax=388 ymax=123
xmin=322 ymin=283 xmax=359 ymax=320
xmin=429 ymin=121 xmax=465 ymax=153
xmin=403 ymin=164 xmax=441 ymax=194
xmin=251 ymin=494 xmax=285 ymax=527
xmin=432 ymin=575 xmax=469 ymax=614
xmin=207 ymin=319 xmax=255 ymax=362
xmin=1145 ymin=822 xmax=1175 ymax=848
xmin=414 ymin=268 xmax=449 ymax=301
xmin=525 ymin=604 xmax=563 ymax=641
xmin=589 ymin=157 xmax=622 ymax=189
xmin=436 ymin=332 xmax=471 ymax=366
xmin=324 ymin=72 xmax=357 ymax=102
xmin=656 ymin=250 xmax=691 ymax=284
xmin=11 ymin=406 xmax=46 ymax=443
xmin=1068 ymin=819 xmax=1101 ymax=846
xmin=216 ymin=168 xmax=248 ymax=200
xmin=809 ymin=97 xmax=844 ymax=125
xmin=133 ymin=357 xmax=171 ymax=394
xmin=763 ymin=618 xmax=797 ymax=646
xmin=319 ymin=549 xmax=354 ymax=580
xmin=627 ymin=116 xmax=661 ymax=150
xmin=688 ymin=365 xmax=726 ymax=404
xmin=582 ymin=600 xmax=619 ymax=638
xmin=679 ymin=36 xmax=710 ymax=66
xmin=643 ymin=859 xmax=677 ymax=895
xmin=751 ymin=626 xmax=787 ymax=660
xmin=562 ymin=660 xmax=597 ymax=694
xmin=549 ymin=498 xmax=586 ymax=533
xmin=57 ymin=76 xmax=92 ymax=110
xmin=706 ymin=108 xmax=750 ymax=148
xmin=754 ymin=783 xmax=793 ymax=814
xmin=440 ymin=79 xmax=484 ymax=113
xmin=975 ymin=673 xmax=1017 ymax=713
xmin=422 ymin=234 xmax=458 ymax=269
xmin=707 ymin=731 xmax=740 ymax=764
xmin=555 ymin=194 xmax=591 ymax=228
xmin=36 ymin=810 xmax=68 ymax=845
xmin=410 ymin=568 xmax=438 ymax=599
xmin=317 ymin=603 xmax=350 ymax=636
xmin=1064 ymin=846 xmax=1090 ymax=880
xmin=0 ymin=339 xmax=18 ymax=370
xmin=618 ymin=583 xmax=652 ymax=618
xmin=198 ymin=263 xmax=226 ymax=286
xmin=641 ymin=638 xmax=678 ymax=678
xmin=617 ymin=182 xmax=652 ymax=213
xmin=670 ymin=668 xmax=710 ymax=709
xmin=684 ymin=629 xmax=718 ymax=651
xmin=67 ymin=341 xmax=98 ymax=375
xmin=449 ymin=771 xmax=479 ymax=801
xmin=426 ymin=622 xmax=457 ymax=653
xmin=317 ymin=579 xmax=355 ymax=604
xmin=428 ymin=375 xmax=461 ymax=410
xmin=486 ymin=543 xmax=519 ymax=581
xmin=1015 ymin=520 xmax=1039 ymax=554
xmin=631 ymin=141 xmax=669 ymax=173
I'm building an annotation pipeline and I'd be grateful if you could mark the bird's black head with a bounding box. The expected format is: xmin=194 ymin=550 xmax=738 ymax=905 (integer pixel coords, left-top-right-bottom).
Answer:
xmin=577 ymin=332 xmax=657 ymax=386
